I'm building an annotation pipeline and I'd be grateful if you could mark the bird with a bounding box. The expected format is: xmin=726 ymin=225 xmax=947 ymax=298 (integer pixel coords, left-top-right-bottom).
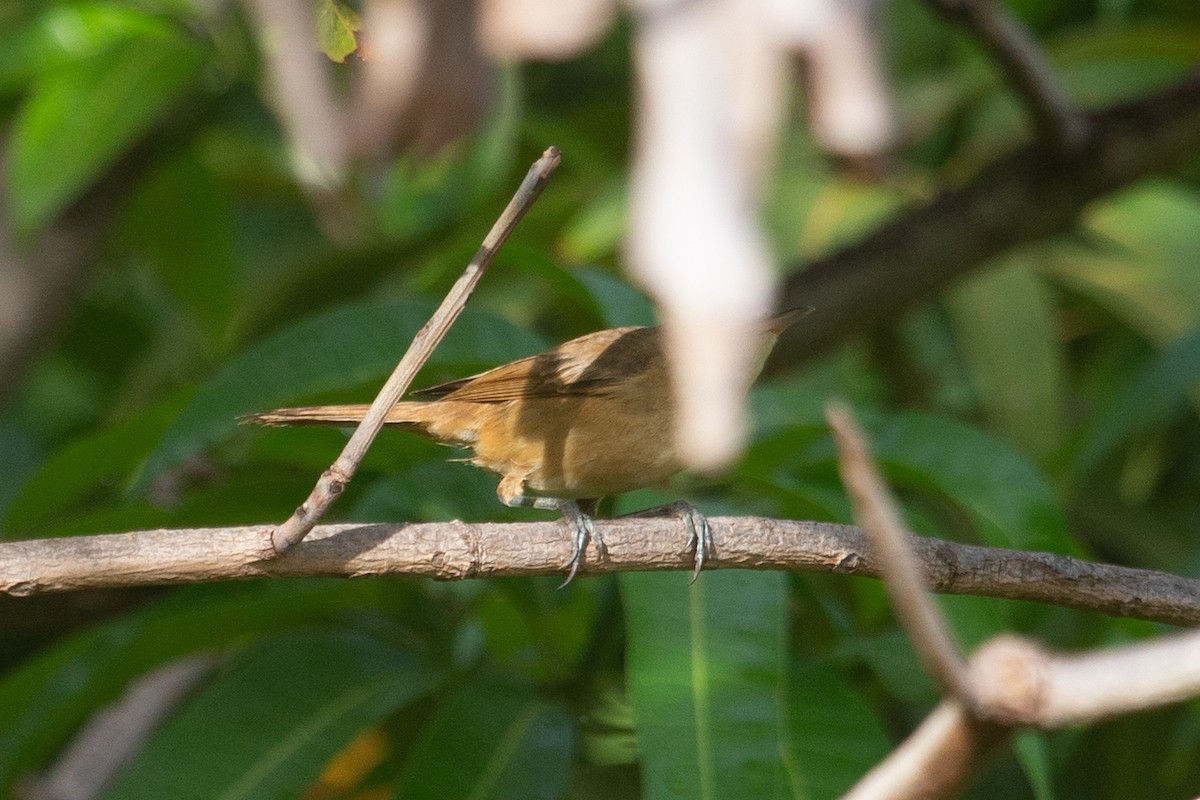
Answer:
xmin=240 ymin=307 xmax=811 ymax=584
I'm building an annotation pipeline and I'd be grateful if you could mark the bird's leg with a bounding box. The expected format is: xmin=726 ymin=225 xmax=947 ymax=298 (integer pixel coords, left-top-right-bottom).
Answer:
xmin=500 ymin=494 xmax=560 ymax=511
xmin=497 ymin=481 xmax=604 ymax=586
xmin=618 ymin=501 xmax=712 ymax=583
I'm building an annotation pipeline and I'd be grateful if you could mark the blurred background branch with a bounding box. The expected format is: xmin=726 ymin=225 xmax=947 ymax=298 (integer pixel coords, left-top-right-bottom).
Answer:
xmin=773 ymin=68 xmax=1200 ymax=367
xmin=926 ymin=0 xmax=1087 ymax=150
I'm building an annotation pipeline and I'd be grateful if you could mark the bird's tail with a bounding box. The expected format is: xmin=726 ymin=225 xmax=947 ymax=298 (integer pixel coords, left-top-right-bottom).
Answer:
xmin=238 ymin=402 xmax=439 ymax=431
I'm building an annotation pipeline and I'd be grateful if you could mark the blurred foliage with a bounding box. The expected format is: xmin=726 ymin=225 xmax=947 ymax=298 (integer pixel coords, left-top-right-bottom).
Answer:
xmin=2 ymin=1 xmax=1200 ymax=798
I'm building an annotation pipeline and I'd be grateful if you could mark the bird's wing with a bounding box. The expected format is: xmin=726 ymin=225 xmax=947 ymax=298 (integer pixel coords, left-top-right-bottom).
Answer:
xmin=411 ymin=325 xmax=655 ymax=403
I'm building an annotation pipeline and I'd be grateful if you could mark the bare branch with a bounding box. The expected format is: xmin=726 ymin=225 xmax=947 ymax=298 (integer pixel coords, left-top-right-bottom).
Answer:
xmin=969 ymin=631 xmax=1200 ymax=728
xmin=828 ymin=403 xmax=972 ymax=700
xmin=268 ymin=147 xmax=562 ymax=554
xmin=3 ymin=518 xmax=1199 ymax=626
xmin=852 ymin=630 xmax=1200 ymax=799
xmin=927 ymin=0 xmax=1087 ymax=150
xmin=773 ymin=69 xmax=1200 ymax=369
xmin=829 ymin=401 xmax=1200 ymax=799
xmin=1037 ymin=630 xmax=1200 ymax=725
xmin=842 ymin=701 xmax=1008 ymax=800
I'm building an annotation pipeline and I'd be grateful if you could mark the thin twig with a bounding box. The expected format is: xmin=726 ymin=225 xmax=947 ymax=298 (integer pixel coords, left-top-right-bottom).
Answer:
xmin=842 ymin=701 xmax=1008 ymax=800
xmin=827 ymin=403 xmax=974 ymax=701
xmin=927 ymin=0 xmax=1087 ymax=151
xmin=269 ymin=147 xmax=562 ymax=554
xmin=4 ymin=518 xmax=1200 ymax=627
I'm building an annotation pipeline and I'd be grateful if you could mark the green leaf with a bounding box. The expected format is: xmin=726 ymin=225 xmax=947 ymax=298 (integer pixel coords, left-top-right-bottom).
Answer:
xmin=1052 ymin=24 xmax=1200 ymax=70
xmin=0 ymin=418 xmax=42 ymax=524
xmin=1045 ymin=181 xmax=1200 ymax=343
xmin=492 ymin=244 xmax=607 ymax=333
xmin=122 ymin=150 xmax=235 ymax=338
xmin=1071 ymin=323 xmax=1200 ymax=476
xmin=0 ymin=17 xmax=38 ymax=96
xmin=869 ymin=413 xmax=1077 ymax=554
xmin=0 ymin=580 xmax=414 ymax=796
xmin=7 ymin=18 xmax=204 ymax=234
xmin=474 ymin=579 xmax=600 ymax=684
xmin=134 ymin=299 xmax=546 ymax=494
xmin=347 ymin=461 xmax=508 ymax=523
xmin=394 ymin=680 xmax=575 ymax=800
xmin=945 ymin=256 xmax=1065 ymax=460
xmin=574 ymin=267 xmax=656 ymax=329
xmin=1052 ymin=25 xmax=1200 ymax=107
xmin=376 ymin=67 xmax=521 ymax=240
xmin=621 ymin=570 xmax=788 ymax=800
xmin=316 ymin=0 xmax=361 ymax=63
xmin=5 ymin=395 xmax=186 ymax=536
xmin=102 ymin=628 xmax=440 ymax=800
xmin=559 ymin=180 xmax=626 ymax=264
xmin=836 ymin=630 xmax=935 ymax=707
xmin=1013 ymin=731 xmax=1055 ymax=800
xmin=4 ymin=3 xmax=187 ymax=94
xmin=760 ymin=411 xmax=1076 ymax=554
xmin=782 ymin=661 xmax=891 ymax=800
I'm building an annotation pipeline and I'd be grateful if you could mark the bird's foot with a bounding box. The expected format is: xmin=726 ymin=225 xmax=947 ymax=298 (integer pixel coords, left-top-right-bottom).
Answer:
xmin=618 ymin=501 xmax=712 ymax=583
xmin=672 ymin=501 xmax=712 ymax=583
xmin=558 ymin=499 xmax=605 ymax=587
xmin=500 ymin=492 xmax=604 ymax=587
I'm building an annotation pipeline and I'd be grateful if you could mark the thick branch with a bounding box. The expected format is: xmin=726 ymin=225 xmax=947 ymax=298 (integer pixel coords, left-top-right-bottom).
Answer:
xmin=773 ymin=68 xmax=1200 ymax=367
xmin=2 ymin=518 xmax=1198 ymax=625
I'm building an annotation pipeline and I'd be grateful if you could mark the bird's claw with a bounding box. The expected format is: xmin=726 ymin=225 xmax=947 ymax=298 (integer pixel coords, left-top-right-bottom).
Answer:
xmin=673 ymin=501 xmax=712 ymax=583
xmin=558 ymin=500 xmax=604 ymax=588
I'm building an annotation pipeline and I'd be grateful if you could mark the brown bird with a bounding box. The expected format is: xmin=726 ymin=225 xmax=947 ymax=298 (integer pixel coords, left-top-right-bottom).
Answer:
xmin=241 ymin=307 xmax=810 ymax=584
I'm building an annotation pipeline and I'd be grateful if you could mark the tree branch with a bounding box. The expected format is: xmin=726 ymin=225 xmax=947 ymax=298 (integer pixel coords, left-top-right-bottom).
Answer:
xmin=926 ymin=0 xmax=1087 ymax=150
xmin=969 ymin=631 xmax=1200 ymax=728
xmin=773 ymin=68 xmax=1200 ymax=368
xmin=1 ymin=518 xmax=1197 ymax=625
xmin=829 ymin=401 xmax=1200 ymax=800
xmin=829 ymin=403 xmax=972 ymax=700
xmin=848 ymin=629 xmax=1200 ymax=800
